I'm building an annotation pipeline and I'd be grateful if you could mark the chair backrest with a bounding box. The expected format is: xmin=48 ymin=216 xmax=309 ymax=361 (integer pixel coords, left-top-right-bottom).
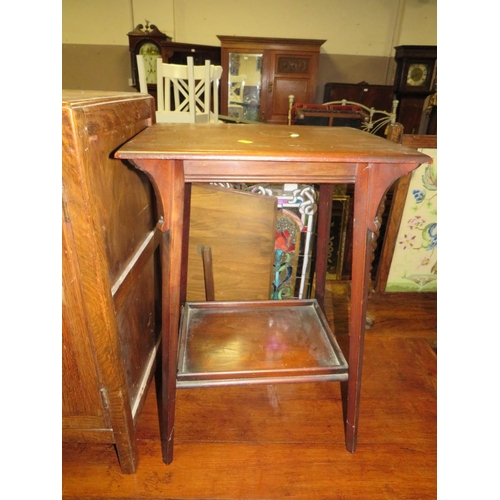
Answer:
xmin=192 ymin=59 xmax=212 ymax=123
xmin=154 ymin=56 xmax=222 ymax=124
xmin=136 ymin=54 xmax=148 ymax=94
xmin=210 ymin=65 xmax=223 ymax=123
xmin=156 ymin=56 xmax=214 ymax=124
xmin=156 ymin=57 xmax=197 ymax=123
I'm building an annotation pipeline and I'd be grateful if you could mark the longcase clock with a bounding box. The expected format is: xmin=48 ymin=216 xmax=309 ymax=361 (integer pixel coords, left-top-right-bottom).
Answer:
xmin=393 ymin=45 xmax=437 ymax=134
xmin=127 ymin=21 xmax=172 ymax=92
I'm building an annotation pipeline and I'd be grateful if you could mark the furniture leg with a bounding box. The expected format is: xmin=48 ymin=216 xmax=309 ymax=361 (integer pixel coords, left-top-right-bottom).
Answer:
xmin=113 ymin=408 xmax=139 ymax=473
xmin=180 ymin=183 xmax=192 ymax=304
xmin=315 ymin=184 xmax=334 ymax=310
xmin=345 ymin=163 xmax=398 ymax=452
xmin=344 ymin=222 xmax=371 ymax=452
xmin=133 ymin=159 xmax=186 ymax=465
xmin=160 ymin=163 xmax=186 ymax=465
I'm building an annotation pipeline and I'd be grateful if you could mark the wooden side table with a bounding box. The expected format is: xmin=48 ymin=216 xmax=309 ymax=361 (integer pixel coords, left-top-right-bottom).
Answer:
xmin=115 ymin=123 xmax=430 ymax=466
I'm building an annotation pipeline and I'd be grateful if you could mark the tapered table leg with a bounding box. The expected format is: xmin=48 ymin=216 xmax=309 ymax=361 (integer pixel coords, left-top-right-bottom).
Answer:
xmin=344 ymin=223 xmax=372 ymax=452
xmin=130 ymin=159 xmax=186 ymax=465
xmin=344 ymin=162 xmax=400 ymax=452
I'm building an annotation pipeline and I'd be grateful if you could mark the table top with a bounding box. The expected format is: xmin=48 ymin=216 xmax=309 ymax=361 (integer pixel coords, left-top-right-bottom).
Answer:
xmin=115 ymin=123 xmax=431 ymax=165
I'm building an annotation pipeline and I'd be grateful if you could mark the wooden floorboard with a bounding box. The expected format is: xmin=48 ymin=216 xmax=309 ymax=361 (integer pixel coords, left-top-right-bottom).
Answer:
xmin=62 ymin=282 xmax=437 ymax=499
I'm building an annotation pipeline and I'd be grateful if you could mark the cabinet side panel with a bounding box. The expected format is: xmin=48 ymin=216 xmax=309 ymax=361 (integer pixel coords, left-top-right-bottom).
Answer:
xmin=62 ymin=105 xmax=107 ymax=428
xmin=86 ymin=121 xmax=156 ymax=285
xmin=62 ymin=210 xmax=104 ymax=421
xmin=81 ymin=98 xmax=159 ymax=414
xmin=114 ymin=253 xmax=156 ymax=409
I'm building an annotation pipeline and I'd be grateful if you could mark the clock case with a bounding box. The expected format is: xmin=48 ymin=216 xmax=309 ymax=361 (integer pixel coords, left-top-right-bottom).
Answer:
xmin=394 ymin=45 xmax=437 ymax=94
xmin=127 ymin=23 xmax=172 ymax=91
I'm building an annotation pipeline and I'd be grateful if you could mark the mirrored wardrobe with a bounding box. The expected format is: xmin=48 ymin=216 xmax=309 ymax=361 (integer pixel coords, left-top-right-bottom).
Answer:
xmin=218 ymin=36 xmax=326 ymax=124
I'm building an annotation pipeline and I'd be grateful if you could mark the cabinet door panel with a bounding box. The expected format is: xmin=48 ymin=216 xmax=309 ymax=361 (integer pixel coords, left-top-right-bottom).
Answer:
xmin=266 ymin=51 xmax=318 ymax=124
xmin=269 ymin=78 xmax=310 ymax=122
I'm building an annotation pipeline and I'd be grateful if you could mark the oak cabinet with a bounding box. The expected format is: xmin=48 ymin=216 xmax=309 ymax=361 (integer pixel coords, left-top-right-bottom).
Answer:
xmin=62 ymin=90 xmax=160 ymax=473
xmin=217 ymin=36 xmax=325 ymax=124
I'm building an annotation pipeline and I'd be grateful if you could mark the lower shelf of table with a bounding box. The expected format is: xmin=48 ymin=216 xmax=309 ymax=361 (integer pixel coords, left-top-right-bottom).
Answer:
xmin=177 ymin=299 xmax=348 ymax=388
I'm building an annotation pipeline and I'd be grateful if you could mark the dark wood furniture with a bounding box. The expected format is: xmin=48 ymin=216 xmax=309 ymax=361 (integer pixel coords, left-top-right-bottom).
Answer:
xmin=160 ymin=40 xmax=221 ymax=66
xmin=115 ymin=123 xmax=430 ymax=466
xmin=323 ymin=81 xmax=395 ymax=114
xmin=217 ymin=36 xmax=325 ymax=124
xmin=62 ymin=91 xmax=160 ymax=473
xmin=393 ymin=45 xmax=437 ymax=134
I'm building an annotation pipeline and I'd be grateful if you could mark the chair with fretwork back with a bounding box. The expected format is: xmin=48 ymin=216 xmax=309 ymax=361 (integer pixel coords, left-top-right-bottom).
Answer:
xmin=156 ymin=56 xmax=205 ymax=123
xmin=210 ymin=65 xmax=223 ymax=123
xmin=156 ymin=56 xmax=222 ymax=123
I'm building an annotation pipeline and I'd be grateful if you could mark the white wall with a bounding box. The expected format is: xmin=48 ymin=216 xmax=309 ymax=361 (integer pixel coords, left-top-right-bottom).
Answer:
xmin=62 ymin=0 xmax=436 ymax=56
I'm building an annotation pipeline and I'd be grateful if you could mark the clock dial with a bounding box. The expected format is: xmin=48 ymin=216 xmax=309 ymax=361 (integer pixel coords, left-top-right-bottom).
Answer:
xmin=139 ymin=42 xmax=161 ymax=84
xmin=406 ymin=63 xmax=428 ymax=87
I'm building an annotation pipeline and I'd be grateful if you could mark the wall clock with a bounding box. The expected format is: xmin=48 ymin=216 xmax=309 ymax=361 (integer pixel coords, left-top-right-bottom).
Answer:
xmin=393 ymin=45 xmax=437 ymax=134
xmin=127 ymin=21 xmax=171 ymax=91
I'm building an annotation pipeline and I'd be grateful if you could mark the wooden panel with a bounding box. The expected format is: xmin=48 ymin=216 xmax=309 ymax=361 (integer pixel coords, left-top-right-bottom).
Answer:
xmin=272 ymin=78 xmax=310 ymax=115
xmin=323 ymin=82 xmax=395 ymax=112
xmin=397 ymin=97 xmax=428 ymax=135
xmin=62 ymin=210 xmax=104 ymax=421
xmin=86 ymin=125 xmax=159 ymax=410
xmin=84 ymin=111 xmax=157 ymax=285
xmin=266 ymin=50 xmax=319 ymax=124
xmin=160 ymin=41 xmax=221 ymax=65
xmin=114 ymin=252 xmax=157 ymax=408
xmin=187 ymin=184 xmax=276 ymax=301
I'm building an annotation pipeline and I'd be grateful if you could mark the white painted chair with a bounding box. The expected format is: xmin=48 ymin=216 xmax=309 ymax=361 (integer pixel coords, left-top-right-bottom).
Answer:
xmin=136 ymin=54 xmax=148 ymax=94
xmin=210 ymin=65 xmax=223 ymax=123
xmin=156 ymin=56 xmax=213 ymax=123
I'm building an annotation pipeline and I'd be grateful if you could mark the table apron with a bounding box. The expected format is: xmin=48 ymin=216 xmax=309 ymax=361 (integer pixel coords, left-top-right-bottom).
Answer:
xmin=183 ymin=160 xmax=358 ymax=184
